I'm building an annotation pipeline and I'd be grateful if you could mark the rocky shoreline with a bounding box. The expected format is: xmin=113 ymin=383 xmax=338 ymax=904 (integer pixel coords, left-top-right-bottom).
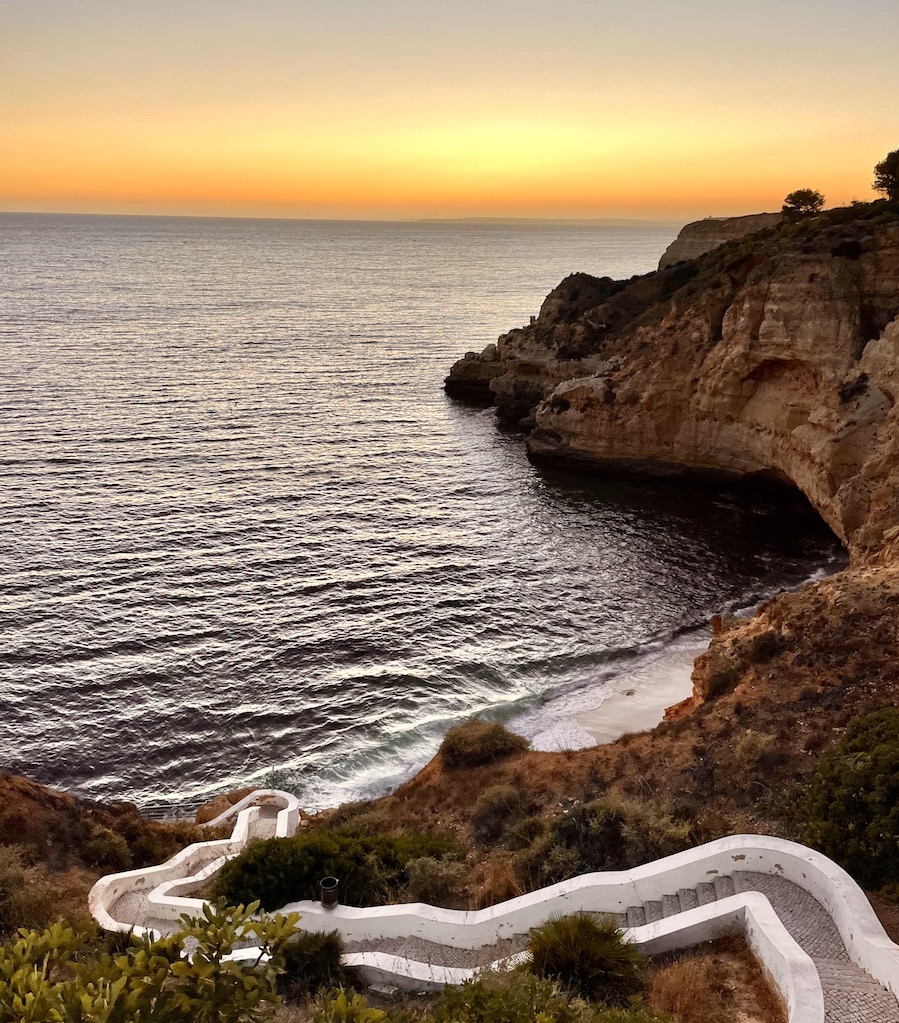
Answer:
xmin=5 ymin=203 xmax=899 ymax=948
xmin=440 ymin=202 xmax=899 ymax=817
xmin=447 ymin=206 xmax=899 ymax=560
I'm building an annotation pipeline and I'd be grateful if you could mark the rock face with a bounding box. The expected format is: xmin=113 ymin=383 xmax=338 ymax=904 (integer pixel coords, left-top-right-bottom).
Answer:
xmin=447 ymin=210 xmax=899 ymax=559
xmin=658 ymin=213 xmax=783 ymax=269
xmin=444 ymin=343 xmax=501 ymax=402
xmin=194 ymin=786 xmax=256 ymax=824
xmin=443 ymin=204 xmax=899 ymax=743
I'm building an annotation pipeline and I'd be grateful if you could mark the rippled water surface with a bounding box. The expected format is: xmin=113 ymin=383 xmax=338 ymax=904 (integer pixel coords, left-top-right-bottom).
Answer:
xmin=0 ymin=214 xmax=843 ymax=807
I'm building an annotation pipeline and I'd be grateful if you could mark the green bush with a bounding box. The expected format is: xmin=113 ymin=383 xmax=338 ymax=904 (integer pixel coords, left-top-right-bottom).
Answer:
xmin=471 ymin=785 xmax=532 ymax=846
xmin=434 ymin=971 xmax=595 ymax=1023
xmin=526 ymin=915 xmax=646 ymax=1005
xmin=515 ymin=798 xmax=693 ymax=890
xmin=280 ymin=929 xmax=345 ymax=1001
xmin=405 ymin=856 xmax=467 ymax=905
xmin=506 ymin=814 xmax=547 ymax=850
xmin=83 ymin=824 xmax=133 ymax=870
xmin=98 ymin=809 xmax=216 ymax=871
xmin=213 ymin=829 xmax=457 ymax=910
xmin=805 ymin=707 xmax=899 ymax=888
xmin=439 ymin=719 xmax=530 ymax=770
xmin=313 ymin=988 xmax=387 ymax=1022
xmin=0 ymin=900 xmax=298 ymax=1023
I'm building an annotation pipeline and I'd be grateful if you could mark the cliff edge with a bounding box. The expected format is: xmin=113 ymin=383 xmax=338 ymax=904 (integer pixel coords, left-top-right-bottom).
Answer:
xmin=658 ymin=212 xmax=782 ymax=269
xmin=446 ymin=204 xmax=899 ymax=559
xmin=444 ymin=202 xmax=899 ymax=752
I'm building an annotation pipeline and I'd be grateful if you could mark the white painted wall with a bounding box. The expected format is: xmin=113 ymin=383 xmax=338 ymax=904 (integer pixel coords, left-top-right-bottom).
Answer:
xmin=87 ymin=793 xmax=898 ymax=1023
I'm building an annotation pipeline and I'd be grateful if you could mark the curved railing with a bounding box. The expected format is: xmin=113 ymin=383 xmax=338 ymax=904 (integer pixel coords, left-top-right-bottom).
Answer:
xmin=88 ymin=793 xmax=899 ymax=1023
xmin=88 ymin=789 xmax=300 ymax=937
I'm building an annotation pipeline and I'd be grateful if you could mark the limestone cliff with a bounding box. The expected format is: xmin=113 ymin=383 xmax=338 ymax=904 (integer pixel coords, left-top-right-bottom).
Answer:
xmin=658 ymin=212 xmax=782 ymax=269
xmin=433 ymin=205 xmax=899 ymax=845
xmin=447 ymin=206 xmax=899 ymax=559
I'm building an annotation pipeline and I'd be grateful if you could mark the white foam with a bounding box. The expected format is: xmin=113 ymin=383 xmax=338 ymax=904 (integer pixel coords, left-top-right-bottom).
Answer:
xmin=510 ymin=630 xmax=707 ymax=751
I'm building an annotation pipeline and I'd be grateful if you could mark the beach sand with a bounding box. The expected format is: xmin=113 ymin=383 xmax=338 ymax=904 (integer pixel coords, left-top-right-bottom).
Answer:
xmin=574 ymin=645 xmax=703 ymax=744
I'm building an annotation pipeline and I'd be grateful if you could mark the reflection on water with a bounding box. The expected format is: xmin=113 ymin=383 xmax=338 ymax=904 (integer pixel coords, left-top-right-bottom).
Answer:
xmin=0 ymin=214 xmax=843 ymax=808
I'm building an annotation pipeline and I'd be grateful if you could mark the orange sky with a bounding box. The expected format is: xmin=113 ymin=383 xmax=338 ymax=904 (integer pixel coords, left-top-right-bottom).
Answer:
xmin=2 ymin=0 xmax=897 ymax=221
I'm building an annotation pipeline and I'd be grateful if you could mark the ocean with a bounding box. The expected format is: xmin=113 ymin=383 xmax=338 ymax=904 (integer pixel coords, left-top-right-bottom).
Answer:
xmin=0 ymin=213 xmax=844 ymax=810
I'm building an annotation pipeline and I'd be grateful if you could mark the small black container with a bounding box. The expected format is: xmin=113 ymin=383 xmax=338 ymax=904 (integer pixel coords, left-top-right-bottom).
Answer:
xmin=320 ymin=876 xmax=339 ymax=908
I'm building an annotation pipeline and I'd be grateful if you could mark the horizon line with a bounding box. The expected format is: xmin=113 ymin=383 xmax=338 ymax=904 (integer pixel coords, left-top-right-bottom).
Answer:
xmin=0 ymin=208 xmax=695 ymax=227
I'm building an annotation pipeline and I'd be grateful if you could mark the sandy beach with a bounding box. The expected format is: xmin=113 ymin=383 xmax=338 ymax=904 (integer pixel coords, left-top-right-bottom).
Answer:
xmin=574 ymin=645 xmax=703 ymax=744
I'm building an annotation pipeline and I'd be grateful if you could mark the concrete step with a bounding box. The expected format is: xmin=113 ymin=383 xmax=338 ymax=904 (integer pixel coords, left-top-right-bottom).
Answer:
xmin=713 ymin=875 xmax=735 ymax=900
xmin=661 ymin=894 xmax=680 ymax=918
xmin=626 ymin=905 xmax=646 ymax=928
xmin=677 ymin=887 xmax=699 ymax=913
xmin=643 ymin=900 xmax=663 ymax=924
xmin=628 ymin=880 xmax=724 ymax=928
xmin=696 ymin=881 xmax=717 ymax=906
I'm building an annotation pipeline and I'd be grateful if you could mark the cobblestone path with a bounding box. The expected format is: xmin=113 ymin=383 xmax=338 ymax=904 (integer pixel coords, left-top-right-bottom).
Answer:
xmin=733 ymin=871 xmax=899 ymax=1023
xmin=112 ymin=844 xmax=899 ymax=1020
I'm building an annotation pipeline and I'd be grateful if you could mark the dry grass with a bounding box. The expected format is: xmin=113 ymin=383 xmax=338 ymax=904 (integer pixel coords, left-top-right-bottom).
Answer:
xmin=869 ymin=888 xmax=899 ymax=943
xmin=647 ymin=936 xmax=786 ymax=1023
xmin=467 ymin=850 xmax=525 ymax=908
xmin=272 ymin=1003 xmax=314 ymax=1023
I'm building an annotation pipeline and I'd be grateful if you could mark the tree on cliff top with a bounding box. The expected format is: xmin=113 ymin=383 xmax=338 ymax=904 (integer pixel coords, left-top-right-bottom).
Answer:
xmin=781 ymin=188 xmax=825 ymax=220
xmin=874 ymin=148 xmax=899 ymax=200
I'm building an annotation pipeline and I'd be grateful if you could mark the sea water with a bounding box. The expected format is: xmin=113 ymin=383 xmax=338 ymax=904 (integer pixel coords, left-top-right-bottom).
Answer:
xmin=0 ymin=214 xmax=844 ymax=809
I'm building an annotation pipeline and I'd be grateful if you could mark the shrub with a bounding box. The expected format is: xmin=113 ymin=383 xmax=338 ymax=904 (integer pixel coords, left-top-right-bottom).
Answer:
xmin=83 ymin=824 xmax=133 ymax=870
xmin=506 ymin=814 xmax=547 ymax=850
xmin=439 ymin=719 xmax=530 ymax=770
xmin=213 ymin=829 xmax=457 ymax=910
xmin=313 ymin=988 xmax=387 ymax=1022
xmin=0 ymin=901 xmax=299 ymax=1023
xmin=468 ymin=850 xmax=522 ymax=907
xmin=0 ymin=846 xmax=55 ymax=936
xmin=515 ymin=798 xmax=694 ymax=890
xmin=405 ymin=856 xmax=467 ymax=905
xmin=471 ymin=785 xmax=531 ymax=846
xmin=745 ymin=629 xmax=787 ymax=664
xmin=323 ymin=800 xmax=389 ymax=833
xmin=526 ymin=915 xmax=646 ymax=1005
xmin=805 ymin=707 xmax=899 ymax=888
xmin=433 ymin=971 xmax=594 ymax=1023
xmin=716 ymin=730 xmax=778 ymax=797
xmin=101 ymin=809 xmax=216 ymax=870
xmin=280 ymin=929 xmax=345 ymax=1001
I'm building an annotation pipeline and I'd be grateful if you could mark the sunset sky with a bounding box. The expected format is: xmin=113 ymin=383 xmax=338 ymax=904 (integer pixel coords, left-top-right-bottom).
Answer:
xmin=2 ymin=0 xmax=897 ymax=222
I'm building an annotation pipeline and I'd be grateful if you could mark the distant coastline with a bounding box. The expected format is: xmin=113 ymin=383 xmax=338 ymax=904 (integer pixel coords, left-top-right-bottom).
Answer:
xmin=1 ymin=210 xmax=683 ymax=228
xmin=413 ymin=216 xmax=684 ymax=228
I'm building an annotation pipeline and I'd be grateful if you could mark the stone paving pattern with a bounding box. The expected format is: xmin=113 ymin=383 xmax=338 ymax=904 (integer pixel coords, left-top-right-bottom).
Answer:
xmin=109 ymin=833 xmax=899 ymax=1021
xmin=344 ymin=933 xmax=530 ymax=969
xmin=733 ymin=871 xmax=899 ymax=1023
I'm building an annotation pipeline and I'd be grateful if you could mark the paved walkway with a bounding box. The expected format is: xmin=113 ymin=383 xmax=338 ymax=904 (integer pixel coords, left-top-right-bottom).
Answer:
xmin=108 ymin=810 xmax=280 ymax=930
xmin=97 ymin=814 xmax=899 ymax=1022
xmin=338 ymin=871 xmax=899 ymax=1021
xmin=733 ymin=872 xmax=899 ymax=1023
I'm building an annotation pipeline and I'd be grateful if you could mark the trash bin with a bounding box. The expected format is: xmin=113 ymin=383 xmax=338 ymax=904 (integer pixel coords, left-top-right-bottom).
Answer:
xmin=320 ymin=876 xmax=339 ymax=908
